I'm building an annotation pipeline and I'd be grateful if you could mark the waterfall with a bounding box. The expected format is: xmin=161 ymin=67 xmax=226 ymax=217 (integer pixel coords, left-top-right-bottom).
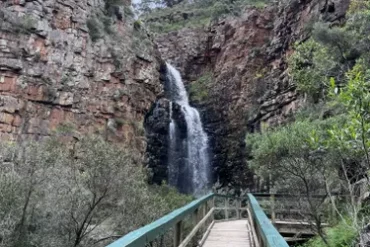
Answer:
xmin=166 ymin=63 xmax=210 ymax=195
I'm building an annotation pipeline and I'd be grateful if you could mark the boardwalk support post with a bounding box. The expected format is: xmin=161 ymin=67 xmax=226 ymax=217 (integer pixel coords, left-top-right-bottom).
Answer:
xmin=193 ymin=208 xmax=199 ymax=226
xmin=225 ymin=198 xmax=229 ymax=220
xmin=174 ymin=220 xmax=182 ymax=247
xmin=236 ymin=199 xmax=241 ymax=219
xmin=211 ymin=197 xmax=215 ymax=221
xmin=203 ymin=203 xmax=207 ymax=220
xmin=270 ymin=193 xmax=276 ymax=223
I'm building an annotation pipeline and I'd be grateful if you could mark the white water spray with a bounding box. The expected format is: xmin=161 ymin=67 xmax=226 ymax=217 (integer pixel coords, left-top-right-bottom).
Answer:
xmin=166 ymin=63 xmax=210 ymax=195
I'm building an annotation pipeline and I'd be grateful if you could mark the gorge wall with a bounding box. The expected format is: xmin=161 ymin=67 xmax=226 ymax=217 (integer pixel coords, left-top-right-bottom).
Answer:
xmin=0 ymin=0 xmax=163 ymax=154
xmin=152 ymin=0 xmax=350 ymax=189
xmin=0 ymin=0 xmax=352 ymax=191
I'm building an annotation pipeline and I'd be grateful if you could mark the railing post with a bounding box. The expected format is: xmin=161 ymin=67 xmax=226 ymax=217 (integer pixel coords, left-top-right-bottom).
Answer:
xmin=174 ymin=220 xmax=182 ymax=247
xmin=199 ymin=204 xmax=203 ymax=220
xmin=225 ymin=198 xmax=229 ymax=220
xmin=211 ymin=196 xmax=215 ymax=221
xmin=203 ymin=201 xmax=207 ymax=218
xmin=270 ymin=193 xmax=276 ymax=223
xmin=203 ymin=201 xmax=208 ymax=232
xmin=193 ymin=207 xmax=199 ymax=225
xmin=236 ymin=199 xmax=240 ymax=219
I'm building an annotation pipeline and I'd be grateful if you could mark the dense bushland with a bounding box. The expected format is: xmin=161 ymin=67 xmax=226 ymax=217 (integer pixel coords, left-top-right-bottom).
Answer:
xmin=137 ymin=0 xmax=269 ymax=33
xmin=0 ymin=137 xmax=191 ymax=247
xmin=289 ymin=0 xmax=370 ymax=103
xmin=248 ymin=65 xmax=369 ymax=247
xmin=301 ymin=219 xmax=357 ymax=247
xmin=247 ymin=0 xmax=370 ymax=245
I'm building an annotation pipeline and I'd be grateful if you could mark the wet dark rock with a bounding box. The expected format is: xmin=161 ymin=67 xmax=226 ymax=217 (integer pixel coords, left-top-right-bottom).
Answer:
xmin=145 ymin=98 xmax=171 ymax=184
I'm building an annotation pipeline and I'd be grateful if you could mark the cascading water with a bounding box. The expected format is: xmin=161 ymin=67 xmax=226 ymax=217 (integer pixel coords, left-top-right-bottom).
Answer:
xmin=166 ymin=63 xmax=210 ymax=195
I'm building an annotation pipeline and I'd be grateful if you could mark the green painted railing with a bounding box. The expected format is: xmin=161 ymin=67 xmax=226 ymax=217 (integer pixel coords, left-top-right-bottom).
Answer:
xmin=248 ymin=194 xmax=289 ymax=247
xmin=106 ymin=193 xmax=214 ymax=247
xmin=106 ymin=193 xmax=288 ymax=247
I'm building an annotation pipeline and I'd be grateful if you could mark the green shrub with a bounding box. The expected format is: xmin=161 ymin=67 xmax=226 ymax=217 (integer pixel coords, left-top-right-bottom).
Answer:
xmin=0 ymin=137 xmax=192 ymax=247
xmin=55 ymin=122 xmax=76 ymax=134
xmin=348 ymin=0 xmax=370 ymax=13
xmin=246 ymin=112 xmax=355 ymax=240
xmin=189 ymin=72 xmax=213 ymax=102
xmin=105 ymin=0 xmax=124 ymax=16
xmin=124 ymin=6 xmax=135 ymax=18
xmin=302 ymin=220 xmax=357 ymax=247
xmin=100 ymin=15 xmax=114 ymax=34
xmin=111 ymin=52 xmax=123 ymax=70
xmin=151 ymin=183 xmax=193 ymax=210
xmin=288 ymin=39 xmax=328 ymax=102
xmin=326 ymin=64 xmax=370 ymax=168
xmin=248 ymin=62 xmax=370 ymax=245
xmin=142 ymin=0 xmax=269 ymax=33
xmin=134 ymin=19 xmax=142 ymax=30
xmin=88 ymin=2 xmax=125 ymax=42
xmin=212 ymin=2 xmax=231 ymax=18
xmin=288 ymin=5 xmax=370 ymax=102
xmin=246 ymin=115 xmax=343 ymax=175
xmin=87 ymin=17 xmax=103 ymax=42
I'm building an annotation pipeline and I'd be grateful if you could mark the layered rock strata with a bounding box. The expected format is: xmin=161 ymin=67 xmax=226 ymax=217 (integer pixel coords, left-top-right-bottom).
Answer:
xmin=0 ymin=0 xmax=163 ymax=154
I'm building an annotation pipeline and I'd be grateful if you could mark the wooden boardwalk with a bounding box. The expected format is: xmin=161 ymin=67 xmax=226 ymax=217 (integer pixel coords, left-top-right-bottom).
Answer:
xmin=108 ymin=194 xmax=289 ymax=247
xmin=202 ymin=220 xmax=253 ymax=247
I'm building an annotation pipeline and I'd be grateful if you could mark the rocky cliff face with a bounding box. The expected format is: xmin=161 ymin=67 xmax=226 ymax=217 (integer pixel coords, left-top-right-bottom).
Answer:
xmin=154 ymin=0 xmax=350 ymax=188
xmin=0 ymin=0 xmax=351 ymax=190
xmin=0 ymin=0 xmax=163 ymax=153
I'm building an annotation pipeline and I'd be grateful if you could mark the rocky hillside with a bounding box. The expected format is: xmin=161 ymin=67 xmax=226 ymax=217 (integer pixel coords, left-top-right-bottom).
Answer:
xmin=0 ymin=0 xmax=352 ymax=190
xmin=0 ymin=0 xmax=162 ymax=154
xmin=150 ymin=0 xmax=350 ymax=188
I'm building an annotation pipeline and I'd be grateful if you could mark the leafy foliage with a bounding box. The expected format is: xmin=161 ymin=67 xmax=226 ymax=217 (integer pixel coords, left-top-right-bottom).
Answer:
xmin=87 ymin=17 xmax=103 ymax=42
xmin=87 ymin=0 xmax=136 ymax=42
xmin=189 ymin=72 xmax=214 ymax=102
xmin=247 ymin=2 xmax=370 ymax=245
xmin=302 ymin=220 xmax=357 ymax=247
xmin=348 ymin=0 xmax=370 ymax=14
xmin=250 ymin=5 xmax=370 ymax=242
xmin=104 ymin=0 xmax=124 ymax=17
xmin=247 ymin=64 xmax=370 ymax=244
xmin=289 ymin=4 xmax=370 ymax=101
xmin=0 ymin=137 xmax=192 ymax=247
xmin=247 ymin=116 xmax=344 ymax=239
xmin=326 ymin=64 xmax=370 ymax=169
xmin=246 ymin=113 xmax=344 ymax=176
xmin=140 ymin=0 xmax=269 ymax=33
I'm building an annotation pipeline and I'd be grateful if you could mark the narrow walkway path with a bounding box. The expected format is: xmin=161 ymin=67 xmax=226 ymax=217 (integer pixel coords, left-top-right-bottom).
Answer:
xmin=202 ymin=220 xmax=253 ymax=247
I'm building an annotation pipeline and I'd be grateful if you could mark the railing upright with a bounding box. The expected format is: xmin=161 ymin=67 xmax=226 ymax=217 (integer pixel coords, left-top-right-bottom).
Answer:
xmin=225 ymin=197 xmax=229 ymax=220
xmin=270 ymin=193 xmax=276 ymax=223
xmin=174 ymin=221 xmax=182 ymax=247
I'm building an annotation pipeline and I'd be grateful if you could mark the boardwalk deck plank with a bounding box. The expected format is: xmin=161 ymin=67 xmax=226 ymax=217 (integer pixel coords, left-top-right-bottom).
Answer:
xmin=202 ymin=220 xmax=252 ymax=247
